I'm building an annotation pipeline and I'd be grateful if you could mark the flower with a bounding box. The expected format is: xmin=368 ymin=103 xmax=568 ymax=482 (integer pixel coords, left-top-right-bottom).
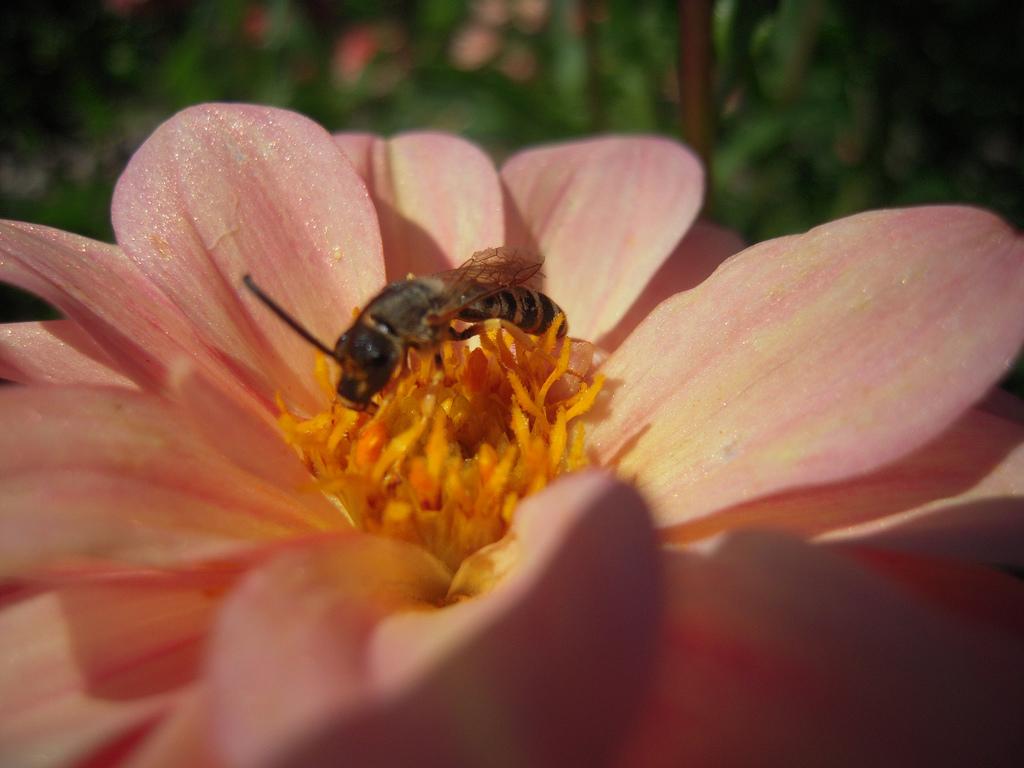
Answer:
xmin=1 ymin=103 xmax=1024 ymax=766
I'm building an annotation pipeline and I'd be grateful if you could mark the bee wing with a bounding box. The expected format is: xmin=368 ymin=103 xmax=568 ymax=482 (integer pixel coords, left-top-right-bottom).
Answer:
xmin=428 ymin=247 xmax=544 ymax=320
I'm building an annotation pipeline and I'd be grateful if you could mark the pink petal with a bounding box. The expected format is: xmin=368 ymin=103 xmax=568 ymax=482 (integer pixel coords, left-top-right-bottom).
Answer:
xmin=501 ymin=136 xmax=704 ymax=340
xmin=208 ymin=472 xmax=660 ymax=768
xmin=112 ymin=104 xmax=385 ymax=415
xmin=666 ymin=407 xmax=1024 ymax=547
xmin=817 ymin=408 xmax=1024 ymax=567
xmin=331 ymin=132 xmax=376 ymax=181
xmin=980 ymin=386 xmax=1024 ymax=423
xmin=335 ymin=132 xmax=504 ymax=278
xmin=617 ymin=532 xmax=1024 ymax=767
xmin=599 ymin=219 xmax=744 ymax=350
xmin=0 ymin=221 xmax=209 ymax=392
xmin=0 ymin=386 xmax=333 ymax=575
xmin=0 ymin=320 xmax=135 ymax=387
xmin=829 ymin=496 xmax=1024 ymax=569
xmin=0 ymin=569 xmax=222 ymax=767
xmin=592 ymin=207 xmax=1024 ymax=527
xmin=840 ymin=546 xmax=1024 ymax=641
xmin=121 ymin=689 xmax=223 ymax=768
xmin=166 ymin=361 xmax=336 ymax=506
xmin=206 ymin=534 xmax=451 ymax=767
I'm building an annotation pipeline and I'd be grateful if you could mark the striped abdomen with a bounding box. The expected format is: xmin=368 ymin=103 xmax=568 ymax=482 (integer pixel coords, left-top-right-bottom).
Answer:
xmin=458 ymin=287 xmax=567 ymax=337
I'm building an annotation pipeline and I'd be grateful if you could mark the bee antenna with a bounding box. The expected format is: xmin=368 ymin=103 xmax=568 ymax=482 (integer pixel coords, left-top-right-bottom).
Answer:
xmin=242 ymin=274 xmax=336 ymax=358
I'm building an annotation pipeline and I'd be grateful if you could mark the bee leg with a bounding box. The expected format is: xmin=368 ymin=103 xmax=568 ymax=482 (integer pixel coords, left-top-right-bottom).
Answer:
xmin=451 ymin=323 xmax=487 ymax=341
xmin=348 ymin=399 xmax=378 ymax=415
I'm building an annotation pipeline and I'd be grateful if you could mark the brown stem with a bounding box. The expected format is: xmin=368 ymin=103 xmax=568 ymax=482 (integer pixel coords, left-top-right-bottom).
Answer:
xmin=678 ymin=0 xmax=714 ymax=211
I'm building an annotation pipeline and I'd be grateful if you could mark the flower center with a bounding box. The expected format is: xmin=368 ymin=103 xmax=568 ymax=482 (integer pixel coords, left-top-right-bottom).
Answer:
xmin=276 ymin=317 xmax=604 ymax=573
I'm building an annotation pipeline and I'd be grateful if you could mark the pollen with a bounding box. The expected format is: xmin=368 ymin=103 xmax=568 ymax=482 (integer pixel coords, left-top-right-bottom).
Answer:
xmin=276 ymin=318 xmax=604 ymax=571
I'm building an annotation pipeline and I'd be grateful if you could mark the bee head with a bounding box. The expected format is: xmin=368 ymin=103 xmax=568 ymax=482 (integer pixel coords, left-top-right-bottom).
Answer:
xmin=334 ymin=324 xmax=401 ymax=409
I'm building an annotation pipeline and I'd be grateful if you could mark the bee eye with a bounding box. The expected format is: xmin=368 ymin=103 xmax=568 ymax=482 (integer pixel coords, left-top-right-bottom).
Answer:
xmin=332 ymin=333 xmax=349 ymax=360
xmin=349 ymin=327 xmax=395 ymax=370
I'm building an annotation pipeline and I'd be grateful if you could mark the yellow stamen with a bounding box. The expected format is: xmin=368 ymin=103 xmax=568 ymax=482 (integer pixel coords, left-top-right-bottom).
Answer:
xmin=541 ymin=312 xmax=565 ymax=355
xmin=314 ymin=353 xmax=335 ymax=400
xmin=506 ymin=370 xmax=543 ymax=421
xmin=275 ymin=321 xmax=604 ymax=571
xmin=510 ymin=401 xmax=532 ymax=453
xmin=568 ymin=421 xmax=588 ymax=470
xmin=566 ymin=373 xmax=606 ymax=421
xmin=548 ymin=407 xmax=568 ymax=473
xmin=537 ymin=336 xmax=573 ymax=407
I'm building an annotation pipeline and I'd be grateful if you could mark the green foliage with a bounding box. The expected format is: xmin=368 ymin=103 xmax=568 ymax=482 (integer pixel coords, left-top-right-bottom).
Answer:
xmin=4 ymin=1 xmax=1020 ymax=235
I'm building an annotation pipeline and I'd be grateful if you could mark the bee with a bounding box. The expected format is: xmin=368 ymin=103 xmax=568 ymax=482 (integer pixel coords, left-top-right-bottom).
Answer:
xmin=243 ymin=247 xmax=567 ymax=410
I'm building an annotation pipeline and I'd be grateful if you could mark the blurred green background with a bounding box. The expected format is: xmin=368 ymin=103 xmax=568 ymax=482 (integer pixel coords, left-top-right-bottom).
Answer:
xmin=1 ymin=0 xmax=1022 ymax=390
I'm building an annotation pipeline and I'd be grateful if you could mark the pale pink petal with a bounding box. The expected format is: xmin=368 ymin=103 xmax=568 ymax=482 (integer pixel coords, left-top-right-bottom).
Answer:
xmin=335 ymin=132 xmax=504 ymax=278
xmin=599 ymin=219 xmax=744 ymax=350
xmin=666 ymin=408 xmax=1024 ymax=546
xmin=0 ymin=386 xmax=334 ymax=575
xmin=166 ymin=361 xmax=337 ymax=506
xmin=0 ymin=569 xmax=222 ymax=767
xmin=592 ymin=207 xmax=1024 ymax=527
xmin=122 ymin=689 xmax=224 ymax=768
xmin=112 ymin=104 xmax=385 ymax=415
xmin=617 ymin=532 xmax=1024 ymax=767
xmin=0 ymin=320 xmax=135 ymax=387
xmin=829 ymin=496 xmax=1024 ymax=568
xmin=501 ymin=136 xmax=704 ymax=340
xmin=980 ymin=386 xmax=1024 ymax=423
xmin=840 ymin=546 xmax=1024 ymax=640
xmin=207 ymin=535 xmax=451 ymax=767
xmin=332 ymin=132 xmax=375 ymax=181
xmin=817 ymin=407 xmax=1024 ymax=567
xmin=0 ymin=221 xmax=209 ymax=392
xmin=208 ymin=472 xmax=660 ymax=767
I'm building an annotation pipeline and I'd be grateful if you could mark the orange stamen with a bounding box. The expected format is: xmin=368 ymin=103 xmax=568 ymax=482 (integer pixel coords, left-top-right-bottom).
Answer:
xmin=275 ymin=322 xmax=603 ymax=571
